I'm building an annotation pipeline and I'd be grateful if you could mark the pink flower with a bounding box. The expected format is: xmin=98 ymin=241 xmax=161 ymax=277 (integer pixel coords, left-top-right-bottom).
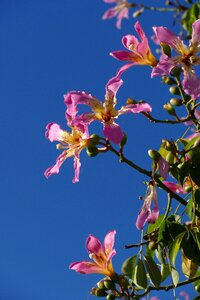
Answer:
xmin=136 ymin=182 xmax=159 ymax=230
xmin=152 ymin=19 xmax=200 ymax=99
xmin=44 ymin=122 xmax=90 ymax=183
xmin=111 ymin=21 xmax=157 ymax=76
xmin=158 ymin=157 xmax=170 ymax=180
xmin=69 ymin=230 xmax=116 ymax=277
xmin=163 ymin=176 xmax=196 ymax=194
xmin=102 ymin=0 xmax=130 ymax=29
xmin=65 ymin=75 xmax=152 ymax=144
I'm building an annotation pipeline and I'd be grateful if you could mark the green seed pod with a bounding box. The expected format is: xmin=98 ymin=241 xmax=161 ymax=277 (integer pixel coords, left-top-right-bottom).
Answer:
xmin=88 ymin=134 xmax=100 ymax=146
xmin=148 ymin=149 xmax=161 ymax=162
xmin=103 ymin=279 xmax=115 ymax=290
xmin=97 ymin=281 xmax=105 ymax=290
xmin=92 ymin=288 xmax=108 ymax=297
xmin=106 ymin=294 xmax=116 ymax=300
xmin=162 ymin=76 xmax=176 ymax=85
xmin=170 ymin=98 xmax=182 ymax=106
xmin=163 ymin=103 xmax=176 ymax=116
xmin=86 ymin=146 xmax=99 ymax=157
xmin=169 ymin=86 xmax=180 ymax=95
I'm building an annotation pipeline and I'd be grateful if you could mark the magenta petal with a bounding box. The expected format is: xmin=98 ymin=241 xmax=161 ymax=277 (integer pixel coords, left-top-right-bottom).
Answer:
xmin=110 ymin=50 xmax=135 ymax=61
xmin=182 ymin=71 xmax=200 ymax=100
xmin=158 ymin=157 xmax=169 ymax=180
xmin=44 ymin=151 xmax=66 ymax=178
xmin=163 ymin=181 xmax=186 ymax=194
xmin=104 ymin=230 xmax=116 ymax=254
xmin=134 ymin=21 xmax=146 ymax=41
xmin=116 ymin=8 xmax=129 ymax=29
xmin=72 ymin=154 xmax=81 ymax=183
xmin=106 ymin=75 xmax=123 ymax=97
xmin=116 ymin=63 xmax=135 ymax=77
xmin=136 ymin=209 xmax=150 ymax=230
xmin=147 ymin=207 xmax=159 ymax=224
xmin=69 ymin=261 xmax=102 ymax=274
xmin=45 ymin=123 xmax=62 ymax=142
xmin=191 ymin=19 xmax=200 ymax=46
xmin=151 ymin=56 xmax=175 ymax=77
xmin=153 ymin=26 xmax=183 ymax=52
xmin=119 ymin=102 xmax=152 ymax=115
xmin=102 ymin=7 xmax=117 ymax=20
xmin=122 ymin=34 xmax=139 ymax=49
xmin=86 ymin=235 xmax=104 ymax=256
xmin=103 ymin=123 xmax=124 ymax=144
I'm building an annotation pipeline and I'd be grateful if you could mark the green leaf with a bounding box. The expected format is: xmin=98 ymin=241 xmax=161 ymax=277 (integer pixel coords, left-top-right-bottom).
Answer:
xmin=171 ymin=267 xmax=179 ymax=287
xmin=185 ymin=197 xmax=193 ymax=218
xmin=169 ymin=232 xmax=186 ymax=266
xmin=182 ymin=232 xmax=200 ymax=266
xmin=161 ymin=263 xmax=170 ymax=282
xmin=121 ymin=255 xmax=137 ymax=280
xmin=144 ymin=255 xmax=162 ymax=287
xmin=182 ymin=3 xmax=200 ymax=35
xmin=190 ymin=165 xmax=200 ymax=187
xmin=133 ymin=259 xmax=147 ymax=290
xmin=147 ymin=214 xmax=165 ymax=234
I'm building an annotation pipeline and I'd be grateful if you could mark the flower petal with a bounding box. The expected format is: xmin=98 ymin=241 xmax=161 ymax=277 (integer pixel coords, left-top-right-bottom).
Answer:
xmin=106 ymin=75 xmax=123 ymax=97
xmin=86 ymin=235 xmax=104 ymax=256
xmin=191 ymin=19 xmax=200 ymax=46
xmin=104 ymin=230 xmax=116 ymax=255
xmin=44 ymin=151 xmax=67 ymax=178
xmin=118 ymin=102 xmax=152 ymax=115
xmin=103 ymin=122 xmax=124 ymax=144
xmin=116 ymin=7 xmax=129 ymax=29
xmin=72 ymin=154 xmax=81 ymax=183
xmin=102 ymin=7 xmax=117 ymax=20
xmin=69 ymin=261 xmax=104 ymax=274
xmin=182 ymin=71 xmax=200 ymax=100
xmin=45 ymin=123 xmax=62 ymax=142
xmin=163 ymin=181 xmax=186 ymax=194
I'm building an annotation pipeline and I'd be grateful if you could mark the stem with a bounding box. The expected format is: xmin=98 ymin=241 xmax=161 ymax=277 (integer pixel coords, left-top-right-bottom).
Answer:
xmin=141 ymin=112 xmax=191 ymax=124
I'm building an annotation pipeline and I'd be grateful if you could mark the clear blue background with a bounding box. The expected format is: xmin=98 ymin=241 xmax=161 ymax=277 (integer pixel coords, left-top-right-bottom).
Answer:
xmin=0 ymin=1 xmax=196 ymax=299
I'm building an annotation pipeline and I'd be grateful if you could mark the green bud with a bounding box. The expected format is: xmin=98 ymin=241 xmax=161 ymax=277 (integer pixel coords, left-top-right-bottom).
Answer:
xmin=169 ymin=86 xmax=180 ymax=95
xmin=86 ymin=146 xmax=99 ymax=157
xmin=162 ymin=76 xmax=176 ymax=85
xmin=163 ymin=103 xmax=176 ymax=116
xmin=184 ymin=185 xmax=192 ymax=193
xmin=161 ymin=43 xmax=171 ymax=57
xmin=104 ymin=279 xmax=115 ymax=290
xmin=170 ymin=98 xmax=182 ymax=106
xmin=91 ymin=288 xmax=107 ymax=297
xmin=88 ymin=134 xmax=100 ymax=146
xmin=120 ymin=133 xmax=127 ymax=147
xmin=97 ymin=281 xmax=105 ymax=290
xmin=148 ymin=149 xmax=161 ymax=162
xmin=126 ymin=98 xmax=137 ymax=105
xmin=106 ymin=294 xmax=116 ymax=300
xmin=195 ymin=283 xmax=200 ymax=293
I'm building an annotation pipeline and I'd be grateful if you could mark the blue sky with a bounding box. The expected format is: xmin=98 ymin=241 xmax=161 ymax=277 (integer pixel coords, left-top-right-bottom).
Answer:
xmin=0 ymin=1 xmax=196 ymax=299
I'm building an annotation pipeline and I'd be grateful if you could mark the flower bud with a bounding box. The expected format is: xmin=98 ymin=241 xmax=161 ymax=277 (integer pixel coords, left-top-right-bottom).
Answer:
xmin=86 ymin=146 xmax=99 ymax=157
xmin=170 ymin=97 xmax=182 ymax=106
xmin=163 ymin=103 xmax=176 ymax=116
xmin=184 ymin=185 xmax=192 ymax=193
xmin=88 ymin=134 xmax=100 ymax=146
xmin=104 ymin=279 xmax=115 ymax=290
xmin=106 ymin=294 xmax=116 ymax=300
xmin=91 ymin=288 xmax=108 ymax=297
xmin=169 ymin=86 xmax=180 ymax=95
xmin=120 ymin=133 xmax=127 ymax=147
xmin=148 ymin=149 xmax=161 ymax=162
xmin=162 ymin=76 xmax=176 ymax=85
xmin=97 ymin=281 xmax=105 ymax=290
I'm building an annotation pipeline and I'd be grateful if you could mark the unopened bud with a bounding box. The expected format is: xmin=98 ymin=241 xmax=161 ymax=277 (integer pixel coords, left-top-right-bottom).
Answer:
xmin=86 ymin=146 xmax=98 ymax=157
xmin=170 ymin=98 xmax=182 ymax=106
xmin=148 ymin=149 xmax=161 ymax=162
xmin=104 ymin=279 xmax=115 ymax=290
xmin=162 ymin=76 xmax=176 ymax=85
xmin=91 ymin=288 xmax=107 ymax=297
xmin=120 ymin=133 xmax=127 ymax=147
xmin=97 ymin=281 xmax=105 ymax=290
xmin=126 ymin=98 xmax=137 ymax=105
xmin=56 ymin=143 xmax=63 ymax=150
xmin=106 ymin=294 xmax=116 ymax=300
xmin=133 ymin=7 xmax=144 ymax=18
xmin=163 ymin=103 xmax=176 ymax=116
xmin=169 ymin=86 xmax=180 ymax=95
xmin=184 ymin=185 xmax=192 ymax=193
xmin=89 ymin=134 xmax=100 ymax=146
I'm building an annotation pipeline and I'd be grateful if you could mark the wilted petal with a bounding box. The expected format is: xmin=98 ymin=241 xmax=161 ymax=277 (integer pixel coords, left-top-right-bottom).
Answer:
xmin=182 ymin=71 xmax=200 ymax=100
xmin=163 ymin=181 xmax=186 ymax=194
xmin=136 ymin=208 xmax=150 ymax=230
xmin=103 ymin=122 xmax=124 ymax=144
xmin=147 ymin=206 xmax=159 ymax=224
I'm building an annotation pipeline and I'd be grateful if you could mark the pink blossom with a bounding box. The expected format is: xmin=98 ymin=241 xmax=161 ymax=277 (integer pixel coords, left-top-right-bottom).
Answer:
xmin=44 ymin=122 xmax=90 ymax=183
xmin=163 ymin=176 xmax=196 ymax=194
xmin=152 ymin=19 xmax=200 ymax=100
xmin=69 ymin=230 xmax=116 ymax=277
xmin=111 ymin=21 xmax=157 ymax=76
xmin=102 ymin=0 xmax=130 ymax=29
xmin=136 ymin=182 xmax=159 ymax=230
xmin=65 ymin=75 xmax=152 ymax=144
xmin=158 ymin=157 xmax=169 ymax=179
